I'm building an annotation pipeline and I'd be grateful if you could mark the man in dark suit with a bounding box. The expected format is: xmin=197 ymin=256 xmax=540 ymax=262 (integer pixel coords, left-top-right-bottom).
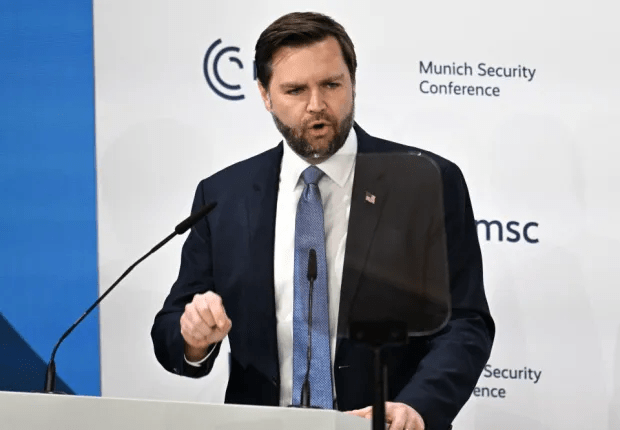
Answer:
xmin=151 ymin=12 xmax=493 ymax=430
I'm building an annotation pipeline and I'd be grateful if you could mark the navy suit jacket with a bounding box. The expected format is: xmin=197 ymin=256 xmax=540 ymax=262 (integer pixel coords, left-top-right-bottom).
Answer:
xmin=151 ymin=124 xmax=494 ymax=430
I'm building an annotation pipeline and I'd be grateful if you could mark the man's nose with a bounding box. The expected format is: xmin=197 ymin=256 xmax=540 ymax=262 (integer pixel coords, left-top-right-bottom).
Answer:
xmin=307 ymin=89 xmax=326 ymax=112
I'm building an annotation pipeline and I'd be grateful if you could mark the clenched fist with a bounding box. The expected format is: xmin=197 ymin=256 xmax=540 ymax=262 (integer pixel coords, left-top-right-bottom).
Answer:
xmin=180 ymin=291 xmax=232 ymax=361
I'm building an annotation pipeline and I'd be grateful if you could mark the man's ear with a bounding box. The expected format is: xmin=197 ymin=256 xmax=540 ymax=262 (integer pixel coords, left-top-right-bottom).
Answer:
xmin=258 ymin=82 xmax=272 ymax=112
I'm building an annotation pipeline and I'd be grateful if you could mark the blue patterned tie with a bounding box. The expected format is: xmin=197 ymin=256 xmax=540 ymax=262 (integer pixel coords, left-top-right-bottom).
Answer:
xmin=292 ymin=166 xmax=333 ymax=409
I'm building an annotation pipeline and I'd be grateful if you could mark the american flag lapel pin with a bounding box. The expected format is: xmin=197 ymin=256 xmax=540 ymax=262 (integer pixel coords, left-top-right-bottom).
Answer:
xmin=365 ymin=191 xmax=376 ymax=204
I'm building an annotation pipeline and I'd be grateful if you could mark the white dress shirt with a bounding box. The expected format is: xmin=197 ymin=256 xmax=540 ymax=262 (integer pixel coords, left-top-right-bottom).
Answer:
xmin=273 ymin=128 xmax=358 ymax=406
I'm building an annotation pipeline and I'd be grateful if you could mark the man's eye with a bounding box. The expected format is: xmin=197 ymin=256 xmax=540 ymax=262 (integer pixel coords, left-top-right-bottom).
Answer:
xmin=288 ymin=88 xmax=302 ymax=95
xmin=326 ymin=82 xmax=340 ymax=88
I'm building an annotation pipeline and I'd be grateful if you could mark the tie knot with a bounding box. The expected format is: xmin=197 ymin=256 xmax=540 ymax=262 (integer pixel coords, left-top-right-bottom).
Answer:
xmin=301 ymin=166 xmax=325 ymax=186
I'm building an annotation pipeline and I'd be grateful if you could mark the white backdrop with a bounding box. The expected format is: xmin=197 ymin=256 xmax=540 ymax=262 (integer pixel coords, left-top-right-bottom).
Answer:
xmin=94 ymin=1 xmax=620 ymax=428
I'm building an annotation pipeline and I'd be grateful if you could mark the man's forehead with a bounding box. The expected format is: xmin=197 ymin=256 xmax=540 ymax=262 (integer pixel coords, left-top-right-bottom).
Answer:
xmin=269 ymin=37 xmax=347 ymax=83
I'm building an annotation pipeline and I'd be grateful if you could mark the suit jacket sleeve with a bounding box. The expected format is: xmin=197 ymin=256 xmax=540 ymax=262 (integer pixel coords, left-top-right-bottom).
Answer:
xmin=151 ymin=180 xmax=223 ymax=378
xmin=394 ymin=161 xmax=495 ymax=430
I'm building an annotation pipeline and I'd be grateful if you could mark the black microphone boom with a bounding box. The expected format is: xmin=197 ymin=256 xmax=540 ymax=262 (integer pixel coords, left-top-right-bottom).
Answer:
xmin=307 ymin=249 xmax=317 ymax=281
xmin=300 ymin=248 xmax=317 ymax=407
xmin=175 ymin=203 xmax=215 ymax=234
xmin=43 ymin=202 xmax=217 ymax=393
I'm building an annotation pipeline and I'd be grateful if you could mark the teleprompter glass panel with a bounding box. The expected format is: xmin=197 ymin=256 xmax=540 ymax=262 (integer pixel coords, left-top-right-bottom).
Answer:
xmin=337 ymin=152 xmax=451 ymax=338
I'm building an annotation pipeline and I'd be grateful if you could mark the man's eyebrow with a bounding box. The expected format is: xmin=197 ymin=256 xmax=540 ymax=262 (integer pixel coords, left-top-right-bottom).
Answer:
xmin=279 ymin=74 xmax=346 ymax=90
xmin=320 ymin=73 xmax=345 ymax=84
xmin=279 ymin=82 xmax=307 ymax=90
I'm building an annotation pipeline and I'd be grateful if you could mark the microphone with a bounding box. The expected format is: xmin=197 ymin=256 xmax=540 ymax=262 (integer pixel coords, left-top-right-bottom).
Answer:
xmin=300 ymin=248 xmax=317 ymax=407
xmin=174 ymin=204 xmax=215 ymax=235
xmin=43 ymin=202 xmax=217 ymax=393
xmin=307 ymin=249 xmax=317 ymax=281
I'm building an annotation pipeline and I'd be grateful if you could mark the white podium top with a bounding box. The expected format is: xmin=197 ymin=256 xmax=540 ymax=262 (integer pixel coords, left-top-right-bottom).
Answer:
xmin=0 ymin=391 xmax=370 ymax=430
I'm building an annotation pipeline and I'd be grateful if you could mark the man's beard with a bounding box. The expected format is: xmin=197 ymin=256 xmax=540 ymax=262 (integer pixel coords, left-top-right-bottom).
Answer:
xmin=271 ymin=102 xmax=355 ymax=162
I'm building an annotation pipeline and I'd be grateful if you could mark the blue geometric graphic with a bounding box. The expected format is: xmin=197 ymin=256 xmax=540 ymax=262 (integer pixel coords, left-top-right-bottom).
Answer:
xmin=0 ymin=0 xmax=100 ymax=395
xmin=0 ymin=313 xmax=74 ymax=393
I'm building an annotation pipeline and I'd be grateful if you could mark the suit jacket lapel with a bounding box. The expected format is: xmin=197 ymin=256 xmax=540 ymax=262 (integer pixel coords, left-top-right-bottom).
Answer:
xmin=246 ymin=144 xmax=283 ymax=246
xmin=337 ymin=125 xmax=390 ymax=339
xmin=241 ymin=143 xmax=283 ymax=382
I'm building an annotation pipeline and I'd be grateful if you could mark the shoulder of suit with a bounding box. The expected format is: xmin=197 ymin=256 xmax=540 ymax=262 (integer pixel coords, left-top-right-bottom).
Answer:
xmin=365 ymin=132 xmax=459 ymax=176
xmin=196 ymin=144 xmax=282 ymax=190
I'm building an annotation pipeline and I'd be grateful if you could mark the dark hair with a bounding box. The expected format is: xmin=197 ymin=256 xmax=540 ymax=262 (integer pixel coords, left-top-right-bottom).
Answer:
xmin=255 ymin=12 xmax=357 ymax=90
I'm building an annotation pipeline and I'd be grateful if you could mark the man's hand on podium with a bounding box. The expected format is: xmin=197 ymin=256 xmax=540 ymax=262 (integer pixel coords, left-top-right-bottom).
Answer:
xmin=345 ymin=402 xmax=425 ymax=430
xmin=180 ymin=291 xmax=232 ymax=361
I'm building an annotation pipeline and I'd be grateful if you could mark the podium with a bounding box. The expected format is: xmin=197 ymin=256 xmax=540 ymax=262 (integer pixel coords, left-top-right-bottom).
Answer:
xmin=0 ymin=391 xmax=369 ymax=430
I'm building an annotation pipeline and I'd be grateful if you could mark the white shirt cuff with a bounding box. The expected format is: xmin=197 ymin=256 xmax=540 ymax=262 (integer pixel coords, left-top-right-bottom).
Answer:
xmin=184 ymin=343 xmax=217 ymax=367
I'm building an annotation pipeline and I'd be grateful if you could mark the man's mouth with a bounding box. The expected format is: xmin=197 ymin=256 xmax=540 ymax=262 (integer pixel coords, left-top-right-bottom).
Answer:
xmin=308 ymin=121 xmax=329 ymax=130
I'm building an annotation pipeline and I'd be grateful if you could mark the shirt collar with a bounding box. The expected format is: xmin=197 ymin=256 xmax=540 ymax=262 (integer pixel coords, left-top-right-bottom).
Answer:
xmin=280 ymin=127 xmax=358 ymax=190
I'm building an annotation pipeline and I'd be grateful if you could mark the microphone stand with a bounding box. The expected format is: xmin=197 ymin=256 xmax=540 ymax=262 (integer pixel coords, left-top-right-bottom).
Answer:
xmin=289 ymin=249 xmax=317 ymax=408
xmin=349 ymin=320 xmax=408 ymax=430
xmin=43 ymin=203 xmax=216 ymax=393
xmin=300 ymin=250 xmax=316 ymax=407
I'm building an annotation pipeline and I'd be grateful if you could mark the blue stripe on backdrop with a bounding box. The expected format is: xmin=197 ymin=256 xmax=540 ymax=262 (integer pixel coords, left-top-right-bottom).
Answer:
xmin=0 ymin=0 xmax=99 ymax=395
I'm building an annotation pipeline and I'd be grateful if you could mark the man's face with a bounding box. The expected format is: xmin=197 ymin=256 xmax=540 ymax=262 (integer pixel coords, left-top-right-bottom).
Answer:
xmin=258 ymin=36 xmax=355 ymax=163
